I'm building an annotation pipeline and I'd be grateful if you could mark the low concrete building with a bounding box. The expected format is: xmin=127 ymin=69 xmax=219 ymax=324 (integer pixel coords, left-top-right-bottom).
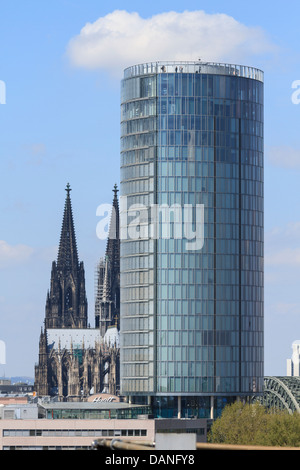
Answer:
xmin=0 ymin=416 xmax=208 ymax=450
xmin=0 ymin=418 xmax=154 ymax=450
xmin=0 ymin=397 xmax=208 ymax=449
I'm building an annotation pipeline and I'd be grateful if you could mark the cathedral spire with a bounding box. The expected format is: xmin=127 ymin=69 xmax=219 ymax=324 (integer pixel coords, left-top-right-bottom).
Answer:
xmin=106 ymin=183 xmax=120 ymax=268
xmin=57 ymin=183 xmax=79 ymax=272
xmin=95 ymin=185 xmax=120 ymax=335
xmin=44 ymin=184 xmax=87 ymax=329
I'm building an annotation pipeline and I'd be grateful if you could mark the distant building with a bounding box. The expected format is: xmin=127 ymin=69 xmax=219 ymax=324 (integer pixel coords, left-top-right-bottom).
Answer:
xmin=287 ymin=341 xmax=300 ymax=376
xmin=0 ymin=380 xmax=33 ymax=396
xmin=34 ymin=185 xmax=120 ymax=400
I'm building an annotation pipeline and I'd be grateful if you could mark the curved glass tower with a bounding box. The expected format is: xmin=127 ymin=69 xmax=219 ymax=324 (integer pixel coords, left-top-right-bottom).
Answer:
xmin=120 ymin=61 xmax=264 ymax=418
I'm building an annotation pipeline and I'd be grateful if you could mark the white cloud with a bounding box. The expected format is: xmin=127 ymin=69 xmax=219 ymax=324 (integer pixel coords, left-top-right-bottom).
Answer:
xmin=265 ymin=247 xmax=300 ymax=267
xmin=265 ymin=222 xmax=300 ymax=267
xmin=25 ymin=143 xmax=47 ymax=165
xmin=266 ymin=221 xmax=300 ymax=244
xmin=267 ymin=145 xmax=300 ymax=169
xmin=0 ymin=240 xmax=34 ymax=269
xmin=66 ymin=10 xmax=275 ymax=76
xmin=268 ymin=302 xmax=300 ymax=317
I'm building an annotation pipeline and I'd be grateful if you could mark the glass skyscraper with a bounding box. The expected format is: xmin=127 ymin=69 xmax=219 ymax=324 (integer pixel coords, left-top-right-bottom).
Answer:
xmin=120 ymin=61 xmax=264 ymax=418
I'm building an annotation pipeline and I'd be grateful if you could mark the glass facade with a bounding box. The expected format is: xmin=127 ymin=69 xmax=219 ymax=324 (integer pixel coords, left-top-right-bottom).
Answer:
xmin=120 ymin=61 xmax=264 ymax=412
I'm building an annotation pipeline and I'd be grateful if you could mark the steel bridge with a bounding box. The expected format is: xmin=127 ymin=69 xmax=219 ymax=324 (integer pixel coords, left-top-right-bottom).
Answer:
xmin=256 ymin=376 xmax=300 ymax=414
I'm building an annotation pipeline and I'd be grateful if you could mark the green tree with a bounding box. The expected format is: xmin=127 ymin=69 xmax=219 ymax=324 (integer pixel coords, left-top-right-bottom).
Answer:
xmin=208 ymin=401 xmax=300 ymax=447
xmin=208 ymin=401 xmax=269 ymax=445
xmin=255 ymin=411 xmax=300 ymax=447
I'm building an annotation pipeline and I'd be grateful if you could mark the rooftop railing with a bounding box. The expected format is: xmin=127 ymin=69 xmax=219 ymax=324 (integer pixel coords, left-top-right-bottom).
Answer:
xmin=123 ymin=61 xmax=264 ymax=82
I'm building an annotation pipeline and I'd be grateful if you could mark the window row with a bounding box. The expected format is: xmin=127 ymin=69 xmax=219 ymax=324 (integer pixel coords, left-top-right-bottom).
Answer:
xmin=120 ymin=216 xmax=263 ymax=245
xmin=121 ymin=301 xmax=264 ymax=318
xmin=157 ymin=160 xmax=263 ymax=182
xmin=121 ymin=116 xmax=157 ymax=135
xmin=156 ymin=299 xmax=263 ymax=316
xmin=121 ymin=301 xmax=154 ymax=316
xmin=157 ymin=268 xmax=263 ymax=287
xmin=156 ymin=252 xmax=263 ymax=270
xmin=122 ymin=331 xmax=152 ymax=347
xmin=158 ymin=97 xmax=263 ymax=122
xmin=121 ymin=346 xmax=151 ymax=362
xmin=157 ymin=330 xmax=236 ymax=347
xmin=121 ymin=75 xmax=156 ymax=102
xmin=121 ymin=254 xmax=263 ymax=277
xmin=122 ymin=363 xmax=151 ymax=378
xmin=121 ymin=239 xmax=154 ymax=256
xmin=157 ymin=360 xmax=242 ymax=377
xmin=158 ymin=130 xmax=263 ymax=153
xmin=157 ymin=146 xmax=264 ymax=168
xmin=158 ymin=73 xmax=263 ymax=103
xmin=157 ymin=190 xmax=263 ymax=212
xmin=121 ymin=315 xmax=153 ymax=332
xmin=121 ymin=131 xmax=157 ymax=152
xmin=124 ymin=193 xmax=154 ymax=207
xmin=156 ymin=314 xmax=263 ymax=332
xmin=157 ymin=331 xmax=263 ymax=350
xmin=121 ymin=377 xmax=153 ymax=393
xmin=155 ymin=345 xmax=263 ymax=363
xmin=121 ymin=286 xmax=154 ymax=301
xmin=121 ymin=177 xmax=154 ymax=195
xmin=121 ymin=255 xmax=153 ymax=270
xmin=3 ymin=429 xmax=147 ymax=438
xmin=121 ymin=178 xmax=154 ymax=196
xmin=159 ymin=115 xmax=262 ymax=136
xmin=121 ymin=99 xmax=156 ymax=121
xmin=121 ymin=147 xmax=156 ymax=166
xmin=121 ymin=162 xmax=154 ymax=181
xmin=121 ymin=270 xmax=153 ymax=286
xmin=156 ymin=376 xmax=261 ymax=394
xmin=157 ymin=177 xmax=263 ymax=199
xmin=157 ymin=284 xmax=263 ymax=301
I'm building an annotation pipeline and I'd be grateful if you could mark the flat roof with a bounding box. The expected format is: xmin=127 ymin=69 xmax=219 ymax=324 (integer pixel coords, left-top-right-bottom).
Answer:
xmin=46 ymin=328 xmax=119 ymax=351
xmin=123 ymin=61 xmax=264 ymax=82
xmin=46 ymin=329 xmax=101 ymax=351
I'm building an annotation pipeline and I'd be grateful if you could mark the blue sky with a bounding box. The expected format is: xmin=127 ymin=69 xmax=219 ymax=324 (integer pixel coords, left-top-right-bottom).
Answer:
xmin=0 ymin=0 xmax=300 ymax=378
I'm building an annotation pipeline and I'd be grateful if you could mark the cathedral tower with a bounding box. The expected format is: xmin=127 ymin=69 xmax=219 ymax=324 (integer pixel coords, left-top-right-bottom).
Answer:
xmin=35 ymin=184 xmax=120 ymax=399
xmin=45 ymin=184 xmax=88 ymax=329
xmin=95 ymin=184 xmax=120 ymax=336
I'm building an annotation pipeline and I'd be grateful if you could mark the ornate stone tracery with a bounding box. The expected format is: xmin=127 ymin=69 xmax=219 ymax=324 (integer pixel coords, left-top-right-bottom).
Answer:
xmin=34 ymin=185 xmax=120 ymax=400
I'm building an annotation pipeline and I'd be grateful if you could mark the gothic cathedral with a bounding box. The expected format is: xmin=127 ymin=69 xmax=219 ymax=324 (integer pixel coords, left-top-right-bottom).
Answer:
xmin=34 ymin=184 xmax=120 ymax=400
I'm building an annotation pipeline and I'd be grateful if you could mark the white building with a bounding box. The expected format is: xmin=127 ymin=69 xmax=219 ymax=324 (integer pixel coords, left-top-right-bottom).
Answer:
xmin=287 ymin=341 xmax=300 ymax=376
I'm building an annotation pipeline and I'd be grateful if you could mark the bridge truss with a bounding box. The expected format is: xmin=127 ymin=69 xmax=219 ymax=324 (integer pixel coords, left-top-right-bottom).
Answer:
xmin=256 ymin=376 xmax=300 ymax=414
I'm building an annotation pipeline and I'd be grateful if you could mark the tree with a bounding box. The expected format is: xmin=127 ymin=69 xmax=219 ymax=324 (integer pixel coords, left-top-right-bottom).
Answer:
xmin=255 ymin=411 xmax=300 ymax=447
xmin=208 ymin=401 xmax=269 ymax=445
xmin=208 ymin=401 xmax=300 ymax=447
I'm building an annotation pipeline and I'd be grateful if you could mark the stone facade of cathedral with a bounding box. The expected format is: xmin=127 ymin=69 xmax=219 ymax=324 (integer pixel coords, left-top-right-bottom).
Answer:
xmin=34 ymin=184 xmax=120 ymax=400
